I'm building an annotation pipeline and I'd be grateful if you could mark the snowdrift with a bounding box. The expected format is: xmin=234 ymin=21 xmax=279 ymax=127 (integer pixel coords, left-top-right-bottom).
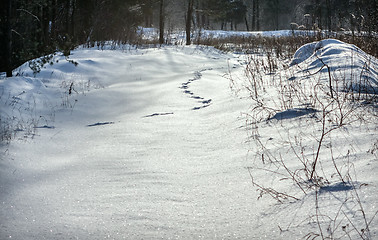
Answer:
xmin=290 ymin=39 xmax=378 ymax=94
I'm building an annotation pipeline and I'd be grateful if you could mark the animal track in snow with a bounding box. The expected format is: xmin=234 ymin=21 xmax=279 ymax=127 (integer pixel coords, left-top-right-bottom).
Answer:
xmin=143 ymin=112 xmax=174 ymax=118
xmin=87 ymin=121 xmax=114 ymax=127
xmin=180 ymin=69 xmax=212 ymax=111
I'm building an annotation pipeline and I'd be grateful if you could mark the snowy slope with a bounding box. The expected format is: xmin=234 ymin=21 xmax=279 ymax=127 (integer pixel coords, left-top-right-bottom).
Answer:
xmin=1 ymin=39 xmax=377 ymax=239
xmin=0 ymin=46 xmax=264 ymax=239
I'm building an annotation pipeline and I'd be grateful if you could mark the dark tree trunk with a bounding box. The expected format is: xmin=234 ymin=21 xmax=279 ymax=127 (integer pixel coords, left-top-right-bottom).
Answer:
xmin=42 ymin=3 xmax=50 ymax=47
xmin=5 ymin=0 xmax=12 ymax=77
xmin=326 ymin=0 xmax=331 ymax=31
xmin=66 ymin=0 xmax=70 ymax=35
xmin=252 ymin=0 xmax=256 ymax=30
xmin=159 ymin=0 xmax=164 ymax=44
xmin=253 ymin=0 xmax=260 ymax=31
xmin=186 ymin=0 xmax=194 ymax=45
xmin=51 ymin=0 xmax=57 ymax=41
xmin=315 ymin=0 xmax=322 ymax=29
xmin=71 ymin=0 xmax=76 ymax=40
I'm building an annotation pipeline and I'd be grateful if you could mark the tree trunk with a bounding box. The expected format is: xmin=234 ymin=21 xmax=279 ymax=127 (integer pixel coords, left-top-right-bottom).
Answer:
xmin=326 ymin=0 xmax=331 ymax=32
xmin=256 ymin=0 xmax=260 ymax=31
xmin=66 ymin=0 xmax=70 ymax=35
xmin=315 ymin=0 xmax=322 ymax=29
xmin=71 ymin=0 xmax=76 ymax=41
xmin=41 ymin=3 xmax=50 ymax=47
xmin=186 ymin=0 xmax=194 ymax=45
xmin=51 ymin=0 xmax=57 ymax=41
xmin=5 ymin=0 xmax=12 ymax=77
xmin=252 ymin=0 xmax=256 ymax=30
xmin=159 ymin=0 xmax=164 ymax=44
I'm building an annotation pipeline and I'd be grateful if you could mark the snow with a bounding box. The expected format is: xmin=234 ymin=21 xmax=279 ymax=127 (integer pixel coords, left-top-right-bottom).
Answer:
xmin=290 ymin=39 xmax=378 ymax=93
xmin=1 ymin=45 xmax=259 ymax=239
xmin=200 ymin=29 xmax=307 ymax=38
xmin=138 ymin=27 xmax=316 ymax=43
xmin=1 ymin=38 xmax=377 ymax=239
xmin=242 ymin=38 xmax=377 ymax=239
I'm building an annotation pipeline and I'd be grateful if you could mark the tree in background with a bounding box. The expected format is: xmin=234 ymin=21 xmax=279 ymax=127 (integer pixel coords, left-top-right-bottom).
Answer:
xmin=349 ymin=0 xmax=378 ymax=35
xmin=1 ymin=0 xmax=377 ymax=75
xmin=0 ymin=0 xmax=143 ymax=76
xmin=226 ymin=0 xmax=247 ymax=30
xmin=140 ymin=0 xmax=155 ymax=27
xmin=186 ymin=0 xmax=194 ymax=45
xmin=302 ymin=0 xmax=377 ymax=33
xmin=252 ymin=0 xmax=260 ymax=31
xmin=159 ymin=0 xmax=165 ymax=44
xmin=3 ymin=0 xmax=12 ymax=77
xmin=204 ymin=0 xmax=247 ymax=30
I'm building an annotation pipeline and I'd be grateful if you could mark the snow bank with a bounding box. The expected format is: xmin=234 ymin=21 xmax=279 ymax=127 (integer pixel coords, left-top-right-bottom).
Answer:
xmin=290 ymin=39 xmax=378 ymax=94
xmin=0 ymin=76 xmax=57 ymax=141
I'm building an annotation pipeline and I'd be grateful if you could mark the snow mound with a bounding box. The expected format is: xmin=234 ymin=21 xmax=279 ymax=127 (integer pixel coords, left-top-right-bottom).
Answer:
xmin=290 ymin=39 xmax=378 ymax=94
xmin=291 ymin=39 xmax=364 ymax=66
xmin=289 ymin=42 xmax=318 ymax=66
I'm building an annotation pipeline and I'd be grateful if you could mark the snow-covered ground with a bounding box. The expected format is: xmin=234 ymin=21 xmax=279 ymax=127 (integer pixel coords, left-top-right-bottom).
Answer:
xmin=138 ymin=28 xmax=316 ymax=43
xmin=0 ymin=38 xmax=377 ymax=239
xmin=240 ymin=38 xmax=377 ymax=239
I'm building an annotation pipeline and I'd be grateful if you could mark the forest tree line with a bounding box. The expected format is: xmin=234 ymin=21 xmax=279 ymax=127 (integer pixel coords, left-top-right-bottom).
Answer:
xmin=1 ymin=0 xmax=377 ymax=77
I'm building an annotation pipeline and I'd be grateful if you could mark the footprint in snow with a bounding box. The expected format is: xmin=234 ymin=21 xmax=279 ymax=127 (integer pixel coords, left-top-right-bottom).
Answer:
xmin=143 ymin=112 xmax=174 ymax=118
xmin=87 ymin=121 xmax=114 ymax=127
xmin=181 ymin=69 xmax=213 ymax=111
